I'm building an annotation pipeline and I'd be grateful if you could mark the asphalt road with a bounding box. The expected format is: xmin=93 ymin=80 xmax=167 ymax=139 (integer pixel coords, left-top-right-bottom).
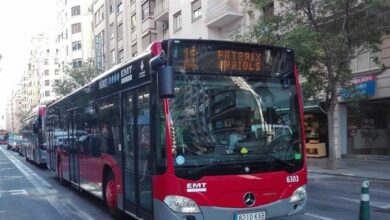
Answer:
xmin=1 ymin=145 xmax=389 ymax=220
xmin=280 ymin=173 xmax=390 ymax=220
xmin=0 ymin=146 xmax=112 ymax=220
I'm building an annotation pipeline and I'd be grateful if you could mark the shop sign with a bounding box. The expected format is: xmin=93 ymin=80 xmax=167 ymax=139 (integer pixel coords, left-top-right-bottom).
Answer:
xmin=341 ymin=74 xmax=376 ymax=100
xmin=95 ymin=33 xmax=104 ymax=70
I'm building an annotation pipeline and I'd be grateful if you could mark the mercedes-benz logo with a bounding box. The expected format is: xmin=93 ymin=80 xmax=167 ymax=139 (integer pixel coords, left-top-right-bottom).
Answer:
xmin=243 ymin=192 xmax=256 ymax=207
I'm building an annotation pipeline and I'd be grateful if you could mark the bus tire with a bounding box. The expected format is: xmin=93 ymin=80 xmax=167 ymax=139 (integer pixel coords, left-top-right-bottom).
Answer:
xmin=103 ymin=171 xmax=119 ymax=217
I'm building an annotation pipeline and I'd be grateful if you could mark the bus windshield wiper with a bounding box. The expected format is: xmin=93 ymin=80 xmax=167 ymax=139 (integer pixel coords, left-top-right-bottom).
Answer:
xmin=262 ymin=152 xmax=295 ymax=169
xmin=188 ymin=161 xmax=222 ymax=176
xmin=187 ymin=160 xmax=244 ymax=176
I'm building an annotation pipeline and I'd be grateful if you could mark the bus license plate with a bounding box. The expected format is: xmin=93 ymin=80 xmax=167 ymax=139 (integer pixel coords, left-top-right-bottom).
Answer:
xmin=234 ymin=211 xmax=266 ymax=220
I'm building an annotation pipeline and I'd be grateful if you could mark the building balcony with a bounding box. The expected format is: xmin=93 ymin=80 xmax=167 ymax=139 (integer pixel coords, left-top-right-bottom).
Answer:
xmin=154 ymin=0 xmax=169 ymax=22
xmin=131 ymin=30 xmax=137 ymax=43
xmin=142 ymin=17 xmax=156 ymax=35
xmin=205 ymin=0 xmax=244 ymax=28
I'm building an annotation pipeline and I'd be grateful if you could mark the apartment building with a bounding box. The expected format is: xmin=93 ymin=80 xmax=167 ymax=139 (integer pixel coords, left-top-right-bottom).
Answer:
xmin=34 ymin=29 xmax=61 ymax=105
xmin=334 ymin=37 xmax=390 ymax=159
xmin=21 ymin=35 xmax=45 ymax=114
xmin=6 ymin=85 xmax=23 ymax=133
xmin=92 ymin=0 xmax=255 ymax=70
xmin=56 ymin=0 xmax=94 ymax=70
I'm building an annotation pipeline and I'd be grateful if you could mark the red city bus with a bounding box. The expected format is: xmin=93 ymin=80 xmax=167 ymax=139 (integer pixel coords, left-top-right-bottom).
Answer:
xmin=22 ymin=106 xmax=47 ymax=165
xmin=46 ymin=39 xmax=307 ymax=220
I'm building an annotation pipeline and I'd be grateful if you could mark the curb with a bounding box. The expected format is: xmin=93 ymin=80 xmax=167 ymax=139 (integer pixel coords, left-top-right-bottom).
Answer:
xmin=308 ymin=170 xmax=390 ymax=182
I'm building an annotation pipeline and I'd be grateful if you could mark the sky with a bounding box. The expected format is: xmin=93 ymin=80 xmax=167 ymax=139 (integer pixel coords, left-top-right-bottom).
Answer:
xmin=0 ymin=0 xmax=56 ymax=128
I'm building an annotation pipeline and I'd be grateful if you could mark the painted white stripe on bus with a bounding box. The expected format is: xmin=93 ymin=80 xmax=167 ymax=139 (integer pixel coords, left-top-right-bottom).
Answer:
xmin=305 ymin=212 xmax=335 ymax=220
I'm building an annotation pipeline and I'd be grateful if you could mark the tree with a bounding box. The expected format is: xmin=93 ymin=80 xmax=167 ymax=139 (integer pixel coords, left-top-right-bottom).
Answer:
xmin=53 ymin=59 xmax=103 ymax=97
xmin=237 ymin=0 xmax=390 ymax=168
xmin=17 ymin=110 xmax=30 ymax=124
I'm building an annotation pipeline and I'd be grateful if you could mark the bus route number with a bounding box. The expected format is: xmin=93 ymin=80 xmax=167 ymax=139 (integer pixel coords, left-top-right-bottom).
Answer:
xmin=286 ymin=175 xmax=299 ymax=183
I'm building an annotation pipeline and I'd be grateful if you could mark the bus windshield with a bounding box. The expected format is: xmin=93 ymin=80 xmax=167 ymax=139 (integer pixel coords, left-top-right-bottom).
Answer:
xmin=169 ymin=74 xmax=304 ymax=179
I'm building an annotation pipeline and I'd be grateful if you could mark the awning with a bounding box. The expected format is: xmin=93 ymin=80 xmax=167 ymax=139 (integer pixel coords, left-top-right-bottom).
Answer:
xmin=304 ymin=100 xmax=326 ymax=114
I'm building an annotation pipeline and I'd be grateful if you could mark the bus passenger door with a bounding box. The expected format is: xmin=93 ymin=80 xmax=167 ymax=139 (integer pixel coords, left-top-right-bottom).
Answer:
xmin=68 ymin=110 xmax=80 ymax=185
xmin=122 ymin=86 xmax=153 ymax=219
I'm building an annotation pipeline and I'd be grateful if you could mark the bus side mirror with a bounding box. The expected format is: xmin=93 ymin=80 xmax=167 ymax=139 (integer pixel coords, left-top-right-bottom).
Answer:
xmin=33 ymin=122 xmax=39 ymax=134
xmin=157 ymin=66 xmax=174 ymax=98
xmin=150 ymin=53 xmax=174 ymax=98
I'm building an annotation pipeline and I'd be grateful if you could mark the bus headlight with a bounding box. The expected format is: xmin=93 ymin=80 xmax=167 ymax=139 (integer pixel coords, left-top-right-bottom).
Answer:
xmin=290 ymin=186 xmax=307 ymax=203
xmin=164 ymin=195 xmax=200 ymax=213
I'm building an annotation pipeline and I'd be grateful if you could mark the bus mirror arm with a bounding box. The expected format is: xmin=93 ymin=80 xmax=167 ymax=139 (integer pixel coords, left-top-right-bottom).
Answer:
xmin=150 ymin=52 xmax=167 ymax=71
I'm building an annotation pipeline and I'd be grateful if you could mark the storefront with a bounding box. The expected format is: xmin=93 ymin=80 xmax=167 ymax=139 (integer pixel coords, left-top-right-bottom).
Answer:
xmin=346 ymin=99 xmax=390 ymax=157
xmin=339 ymin=72 xmax=390 ymax=160
xmin=303 ymin=100 xmax=328 ymax=157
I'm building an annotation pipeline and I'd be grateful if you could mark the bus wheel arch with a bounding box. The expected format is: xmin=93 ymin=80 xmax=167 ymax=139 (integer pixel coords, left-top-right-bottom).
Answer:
xmin=102 ymin=166 xmax=119 ymax=216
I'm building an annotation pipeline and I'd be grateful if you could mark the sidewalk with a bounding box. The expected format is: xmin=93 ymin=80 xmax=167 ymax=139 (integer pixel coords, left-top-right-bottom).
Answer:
xmin=307 ymin=157 xmax=390 ymax=181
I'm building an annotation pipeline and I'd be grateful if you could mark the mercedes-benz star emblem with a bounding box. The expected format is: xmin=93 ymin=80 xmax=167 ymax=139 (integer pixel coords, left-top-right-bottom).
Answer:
xmin=243 ymin=192 xmax=256 ymax=207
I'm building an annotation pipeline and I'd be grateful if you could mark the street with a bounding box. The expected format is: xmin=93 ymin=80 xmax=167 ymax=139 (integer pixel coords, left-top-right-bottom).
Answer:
xmin=281 ymin=173 xmax=390 ymax=220
xmin=1 ymin=145 xmax=390 ymax=220
xmin=0 ymin=146 xmax=112 ymax=220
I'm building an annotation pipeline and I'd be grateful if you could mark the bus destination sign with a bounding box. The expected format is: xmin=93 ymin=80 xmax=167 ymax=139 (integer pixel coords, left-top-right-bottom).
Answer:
xmin=172 ymin=42 xmax=270 ymax=75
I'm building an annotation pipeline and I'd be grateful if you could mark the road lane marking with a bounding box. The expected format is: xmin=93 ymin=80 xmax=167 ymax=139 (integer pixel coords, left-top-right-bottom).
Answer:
xmin=0 ymin=168 xmax=15 ymax=172
xmin=9 ymin=189 xmax=28 ymax=196
xmin=0 ymin=176 xmax=22 ymax=181
xmin=305 ymin=212 xmax=336 ymax=220
xmin=333 ymin=196 xmax=390 ymax=209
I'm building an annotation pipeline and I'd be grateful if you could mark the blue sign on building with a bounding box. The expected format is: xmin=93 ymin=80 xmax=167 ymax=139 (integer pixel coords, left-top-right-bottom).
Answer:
xmin=341 ymin=75 xmax=376 ymax=100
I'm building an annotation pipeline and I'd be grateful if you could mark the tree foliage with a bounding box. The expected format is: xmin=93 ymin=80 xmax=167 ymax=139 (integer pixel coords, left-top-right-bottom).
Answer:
xmin=53 ymin=59 xmax=103 ymax=97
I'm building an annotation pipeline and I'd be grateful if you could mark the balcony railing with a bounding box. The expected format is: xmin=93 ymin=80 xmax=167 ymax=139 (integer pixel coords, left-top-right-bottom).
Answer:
xmin=154 ymin=0 xmax=169 ymax=21
xmin=206 ymin=0 xmax=243 ymax=28
xmin=142 ymin=17 xmax=156 ymax=34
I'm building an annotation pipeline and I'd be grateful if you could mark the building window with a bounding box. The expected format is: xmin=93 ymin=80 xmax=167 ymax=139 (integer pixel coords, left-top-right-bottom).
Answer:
xmin=110 ymin=0 xmax=114 ymax=14
xmin=44 ymin=70 xmax=49 ymax=75
xmin=191 ymin=0 xmax=201 ymax=21
xmin=45 ymin=90 xmax=50 ymax=97
xmin=118 ymin=49 xmax=124 ymax=63
xmin=110 ymin=23 xmax=115 ymax=38
xmin=71 ymin=23 xmax=81 ymax=34
xmin=131 ymin=14 xmax=137 ymax=30
xmin=73 ymin=59 xmax=82 ymax=68
xmin=44 ymin=59 xmax=49 ymax=65
xmin=71 ymin=5 xmax=80 ymax=16
xmin=117 ymin=23 xmax=123 ymax=39
xmin=45 ymin=80 xmax=50 ymax=86
xmin=132 ymin=44 xmax=137 ymax=57
xmin=55 ymin=69 xmax=59 ymax=75
xmin=117 ymin=0 xmax=123 ymax=13
xmin=111 ymin=49 xmax=116 ymax=65
xmin=54 ymin=58 xmax=59 ymax=64
xmin=142 ymin=0 xmax=155 ymax=20
xmin=95 ymin=6 xmax=104 ymax=25
xmin=350 ymin=49 xmax=379 ymax=73
xmin=142 ymin=33 xmax=157 ymax=50
xmin=72 ymin=41 xmax=82 ymax=51
xmin=173 ymin=11 xmax=182 ymax=31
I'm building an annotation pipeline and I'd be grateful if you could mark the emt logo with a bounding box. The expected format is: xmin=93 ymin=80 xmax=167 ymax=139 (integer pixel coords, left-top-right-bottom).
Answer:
xmin=187 ymin=182 xmax=207 ymax=192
